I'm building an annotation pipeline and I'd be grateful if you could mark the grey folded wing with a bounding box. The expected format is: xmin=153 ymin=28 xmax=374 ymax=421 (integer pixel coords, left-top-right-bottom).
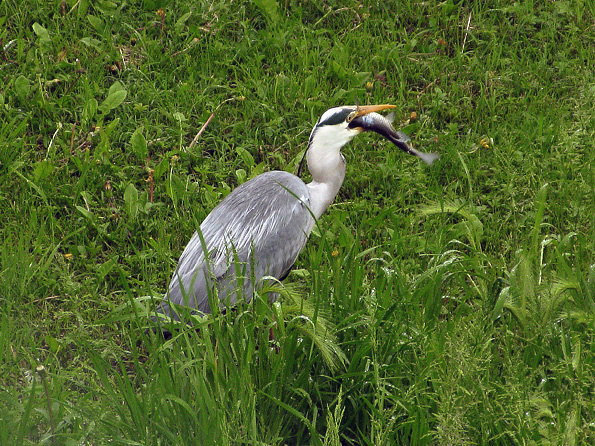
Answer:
xmin=157 ymin=171 xmax=315 ymax=320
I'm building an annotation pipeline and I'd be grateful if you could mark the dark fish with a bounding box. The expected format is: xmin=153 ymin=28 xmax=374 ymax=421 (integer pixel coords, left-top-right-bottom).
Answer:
xmin=349 ymin=112 xmax=439 ymax=165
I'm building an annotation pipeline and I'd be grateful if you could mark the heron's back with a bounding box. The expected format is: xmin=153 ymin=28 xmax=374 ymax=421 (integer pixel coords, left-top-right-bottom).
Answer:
xmin=159 ymin=171 xmax=314 ymax=319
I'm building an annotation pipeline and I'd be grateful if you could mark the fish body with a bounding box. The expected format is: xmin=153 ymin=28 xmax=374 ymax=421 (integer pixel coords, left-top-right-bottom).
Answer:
xmin=349 ymin=112 xmax=439 ymax=165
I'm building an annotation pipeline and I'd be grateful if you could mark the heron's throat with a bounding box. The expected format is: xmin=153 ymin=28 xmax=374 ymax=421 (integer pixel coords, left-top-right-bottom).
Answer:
xmin=305 ymin=144 xmax=347 ymax=219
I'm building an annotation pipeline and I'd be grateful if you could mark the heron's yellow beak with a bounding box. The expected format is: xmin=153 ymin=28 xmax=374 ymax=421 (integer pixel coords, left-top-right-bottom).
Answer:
xmin=354 ymin=104 xmax=396 ymax=118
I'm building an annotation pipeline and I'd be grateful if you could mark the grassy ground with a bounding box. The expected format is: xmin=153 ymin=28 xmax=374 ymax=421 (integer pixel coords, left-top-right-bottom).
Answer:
xmin=2 ymin=0 xmax=595 ymax=444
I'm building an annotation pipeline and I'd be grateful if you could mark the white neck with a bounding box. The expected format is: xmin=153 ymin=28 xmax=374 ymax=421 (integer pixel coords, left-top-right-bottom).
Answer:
xmin=305 ymin=125 xmax=355 ymax=219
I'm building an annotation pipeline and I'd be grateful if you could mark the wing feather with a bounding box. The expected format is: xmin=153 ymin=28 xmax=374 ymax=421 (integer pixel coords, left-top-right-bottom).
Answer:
xmin=159 ymin=171 xmax=314 ymax=319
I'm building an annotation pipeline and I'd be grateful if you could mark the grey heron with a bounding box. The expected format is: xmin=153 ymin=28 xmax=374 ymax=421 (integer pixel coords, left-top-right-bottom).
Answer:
xmin=157 ymin=104 xmax=437 ymax=322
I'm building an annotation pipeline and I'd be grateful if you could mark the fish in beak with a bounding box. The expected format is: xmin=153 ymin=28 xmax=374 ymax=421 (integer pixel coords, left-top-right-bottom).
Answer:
xmin=349 ymin=111 xmax=439 ymax=165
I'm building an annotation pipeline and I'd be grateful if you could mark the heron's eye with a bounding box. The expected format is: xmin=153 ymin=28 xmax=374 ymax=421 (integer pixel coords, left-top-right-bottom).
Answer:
xmin=346 ymin=111 xmax=357 ymax=123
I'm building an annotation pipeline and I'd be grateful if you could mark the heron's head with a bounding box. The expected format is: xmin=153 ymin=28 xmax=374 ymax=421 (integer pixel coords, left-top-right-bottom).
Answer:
xmin=300 ymin=104 xmax=397 ymax=178
xmin=308 ymin=104 xmax=397 ymax=148
xmin=300 ymin=103 xmax=438 ymax=179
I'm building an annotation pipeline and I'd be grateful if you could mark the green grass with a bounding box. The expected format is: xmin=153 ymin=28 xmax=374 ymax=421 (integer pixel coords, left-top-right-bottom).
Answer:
xmin=1 ymin=0 xmax=595 ymax=444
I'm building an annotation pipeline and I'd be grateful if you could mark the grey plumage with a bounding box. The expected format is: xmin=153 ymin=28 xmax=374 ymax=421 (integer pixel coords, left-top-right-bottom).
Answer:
xmin=159 ymin=171 xmax=314 ymax=320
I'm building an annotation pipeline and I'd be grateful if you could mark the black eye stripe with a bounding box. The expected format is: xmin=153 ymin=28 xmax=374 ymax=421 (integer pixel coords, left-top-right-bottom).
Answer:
xmin=317 ymin=109 xmax=352 ymax=127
